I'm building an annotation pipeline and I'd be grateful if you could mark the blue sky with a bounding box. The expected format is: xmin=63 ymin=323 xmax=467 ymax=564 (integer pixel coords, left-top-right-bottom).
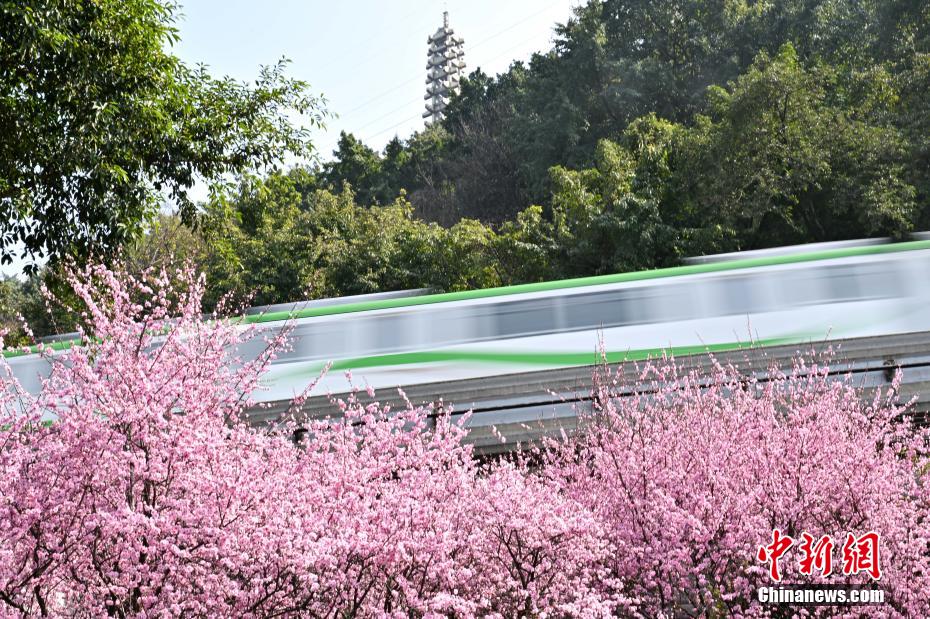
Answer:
xmin=174 ymin=0 xmax=580 ymax=158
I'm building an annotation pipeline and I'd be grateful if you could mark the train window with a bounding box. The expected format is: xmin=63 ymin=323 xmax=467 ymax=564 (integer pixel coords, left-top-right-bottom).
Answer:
xmin=320 ymin=314 xmax=413 ymax=358
xmin=615 ymin=288 xmax=655 ymax=325
xmin=561 ymin=285 xmax=706 ymax=330
xmin=774 ymin=262 xmax=904 ymax=308
xmin=420 ymin=307 xmax=475 ymax=347
xmin=773 ymin=269 xmax=823 ymax=307
xmin=825 ymin=266 xmax=861 ymax=301
xmin=712 ymin=275 xmax=762 ymax=316
xmin=467 ymin=306 xmax=499 ymax=341
xmin=646 ymin=283 xmax=707 ymax=323
xmin=290 ymin=320 xmax=347 ymax=360
xmin=562 ymin=291 xmax=625 ymax=330
xmin=370 ymin=314 xmax=411 ymax=352
xmin=849 ymin=262 xmax=903 ymax=300
xmin=493 ymin=298 xmax=560 ymax=338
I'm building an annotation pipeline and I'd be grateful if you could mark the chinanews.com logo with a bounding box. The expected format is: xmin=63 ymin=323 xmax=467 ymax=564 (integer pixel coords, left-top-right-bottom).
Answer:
xmin=755 ymin=529 xmax=887 ymax=606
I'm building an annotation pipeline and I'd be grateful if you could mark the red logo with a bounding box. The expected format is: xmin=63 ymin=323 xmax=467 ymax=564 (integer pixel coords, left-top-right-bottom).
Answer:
xmin=757 ymin=530 xmax=881 ymax=582
xmin=842 ymin=532 xmax=882 ymax=580
xmin=757 ymin=529 xmax=794 ymax=582
xmin=798 ymin=533 xmax=834 ymax=577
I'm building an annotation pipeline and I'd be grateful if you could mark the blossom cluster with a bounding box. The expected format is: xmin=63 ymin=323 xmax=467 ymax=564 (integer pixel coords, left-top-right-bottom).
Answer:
xmin=0 ymin=265 xmax=613 ymax=616
xmin=0 ymin=265 xmax=927 ymax=617
xmin=544 ymin=357 xmax=930 ymax=616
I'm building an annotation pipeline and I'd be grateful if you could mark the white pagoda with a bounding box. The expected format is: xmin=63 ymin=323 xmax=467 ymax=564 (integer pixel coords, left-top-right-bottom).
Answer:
xmin=423 ymin=11 xmax=465 ymax=124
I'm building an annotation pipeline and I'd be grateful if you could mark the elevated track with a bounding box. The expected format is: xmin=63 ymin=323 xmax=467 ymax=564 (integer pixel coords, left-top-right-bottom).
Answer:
xmin=246 ymin=331 xmax=930 ymax=454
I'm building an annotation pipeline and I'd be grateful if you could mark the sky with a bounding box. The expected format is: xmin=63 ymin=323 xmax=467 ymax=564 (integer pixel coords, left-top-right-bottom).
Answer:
xmin=1 ymin=0 xmax=580 ymax=278
xmin=174 ymin=0 xmax=580 ymax=159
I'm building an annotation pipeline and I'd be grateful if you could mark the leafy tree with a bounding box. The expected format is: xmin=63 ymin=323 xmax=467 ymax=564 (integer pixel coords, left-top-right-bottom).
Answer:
xmin=0 ymin=277 xmax=29 ymax=346
xmin=376 ymin=136 xmax=412 ymax=203
xmin=435 ymin=99 xmax=527 ymax=224
xmin=677 ymin=44 xmax=916 ymax=246
xmin=320 ymin=132 xmax=384 ymax=204
xmin=894 ymin=47 xmax=930 ymax=227
xmin=403 ymin=124 xmax=456 ymax=223
xmin=493 ymin=205 xmax=559 ymax=285
xmin=200 ymin=171 xmax=320 ymax=308
xmin=434 ymin=218 xmax=502 ymax=290
xmin=187 ymin=170 xmax=507 ymax=309
xmin=0 ymin=0 xmax=324 ymax=268
xmin=548 ymin=136 xmax=681 ymax=276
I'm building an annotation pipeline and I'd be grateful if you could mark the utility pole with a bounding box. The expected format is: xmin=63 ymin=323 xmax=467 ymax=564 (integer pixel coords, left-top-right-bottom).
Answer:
xmin=423 ymin=11 xmax=465 ymax=124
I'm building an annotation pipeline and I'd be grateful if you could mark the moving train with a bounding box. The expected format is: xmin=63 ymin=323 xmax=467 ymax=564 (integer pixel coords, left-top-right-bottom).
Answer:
xmin=7 ymin=238 xmax=930 ymax=402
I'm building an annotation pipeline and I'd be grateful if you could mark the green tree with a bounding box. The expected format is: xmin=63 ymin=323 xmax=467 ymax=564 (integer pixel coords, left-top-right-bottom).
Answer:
xmin=0 ymin=277 xmax=30 ymax=345
xmin=1 ymin=268 xmax=85 ymax=341
xmin=321 ymin=132 xmax=383 ymax=205
xmin=677 ymin=44 xmax=916 ymax=246
xmin=0 ymin=0 xmax=324 ymax=268
xmin=548 ymin=136 xmax=681 ymax=276
xmin=493 ymin=205 xmax=559 ymax=285
xmin=199 ymin=170 xmax=321 ymax=309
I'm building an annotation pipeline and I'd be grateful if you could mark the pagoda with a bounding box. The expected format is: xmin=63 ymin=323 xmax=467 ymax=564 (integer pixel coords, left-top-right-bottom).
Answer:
xmin=423 ymin=11 xmax=465 ymax=124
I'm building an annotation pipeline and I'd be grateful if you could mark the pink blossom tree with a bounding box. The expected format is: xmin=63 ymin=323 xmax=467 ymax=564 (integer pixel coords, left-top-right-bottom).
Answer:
xmin=0 ymin=265 xmax=614 ymax=617
xmin=2 ymin=263 xmax=929 ymax=617
xmin=547 ymin=358 xmax=930 ymax=617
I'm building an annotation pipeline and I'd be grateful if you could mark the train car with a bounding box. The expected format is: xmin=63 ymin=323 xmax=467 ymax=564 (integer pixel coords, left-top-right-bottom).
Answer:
xmin=242 ymin=238 xmax=930 ymax=400
xmin=7 ymin=238 xmax=930 ymax=403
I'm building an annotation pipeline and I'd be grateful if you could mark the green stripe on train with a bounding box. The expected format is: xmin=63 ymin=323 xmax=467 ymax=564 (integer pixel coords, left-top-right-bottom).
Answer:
xmin=3 ymin=338 xmax=79 ymax=359
xmin=272 ymin=336 xmax=802 ymax=380
xmin=243 ymin=240 xmax=930 ymax=324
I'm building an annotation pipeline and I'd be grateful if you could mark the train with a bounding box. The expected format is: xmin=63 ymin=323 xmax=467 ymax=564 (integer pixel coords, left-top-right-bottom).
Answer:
xmin=7 ymin=237 xmax=930 ymax=402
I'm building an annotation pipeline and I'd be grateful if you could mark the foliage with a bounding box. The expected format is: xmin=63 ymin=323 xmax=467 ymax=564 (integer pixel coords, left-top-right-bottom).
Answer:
xmin=0 ymin=271 xmax=83 ymax=344
xmin=320 ymin=132 xmax=384 ymax=205
xmin=0 ymin=0 xmax=324 ymax=267
xmin=314 ymin=0 xmax=929 ymax=255
xmin=676 ymin=44 xmax=916 ymax=246
xmin=193 ymin=175 xmax=505 ymax=310
xmin=0 ymin=277 xmax=29 ymax=346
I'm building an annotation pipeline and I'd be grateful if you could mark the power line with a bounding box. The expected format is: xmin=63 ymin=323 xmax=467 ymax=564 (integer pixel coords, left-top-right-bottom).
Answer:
xmin=352 ymin=97 xmax=425 ymax=134
xmin=364 ymin=112 xmax=425 ymax=143
xmin=340 ymin=72 xmax=427 ymax=119
xmin=467 ymin=0 xmax=565 ymax=51
xmin=302 ymin=3 xmax=435 ymax=74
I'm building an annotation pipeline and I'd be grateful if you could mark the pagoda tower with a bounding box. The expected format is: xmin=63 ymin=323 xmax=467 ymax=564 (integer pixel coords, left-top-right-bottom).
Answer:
xmin=423 ymin=11 xmax=465 ymax=124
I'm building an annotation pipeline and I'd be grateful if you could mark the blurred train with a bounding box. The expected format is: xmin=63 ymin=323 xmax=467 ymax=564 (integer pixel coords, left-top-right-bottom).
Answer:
xmin=7 ymin=238 xmax=930 ymax=402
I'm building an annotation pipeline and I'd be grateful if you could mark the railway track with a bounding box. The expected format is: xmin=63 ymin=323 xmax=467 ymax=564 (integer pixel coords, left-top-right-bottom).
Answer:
xmin=246 ymin=331 xmax=930 ymax=454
